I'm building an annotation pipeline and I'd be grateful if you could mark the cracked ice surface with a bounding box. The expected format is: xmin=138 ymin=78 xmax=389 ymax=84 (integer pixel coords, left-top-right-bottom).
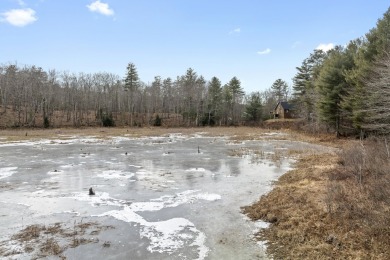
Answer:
xmin=0 ymin=132 xmax=329 ymax=259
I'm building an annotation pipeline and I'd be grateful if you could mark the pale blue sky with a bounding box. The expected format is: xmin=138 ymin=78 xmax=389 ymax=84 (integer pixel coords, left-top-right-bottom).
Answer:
xmin=1 ymin=0 xmax=389 ymax=92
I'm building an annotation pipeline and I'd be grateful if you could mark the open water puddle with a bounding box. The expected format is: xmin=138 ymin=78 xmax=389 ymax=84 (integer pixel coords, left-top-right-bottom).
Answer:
xmin=0 ymin=132 xmax=329 ymax=259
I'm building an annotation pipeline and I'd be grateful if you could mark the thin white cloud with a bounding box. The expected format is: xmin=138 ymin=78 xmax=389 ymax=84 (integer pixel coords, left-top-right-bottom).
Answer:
xmin=257 ymin=48 xmax=271 ymax=55
xmin=16 ymin=0 xmax=26 ymax=6
xmin=1 ymin=8 xmax=37 ymax=27
xmin=87 ymin=0 xmax=114 ymax=16
xmin=316 ymin=43 xmax=334 ymax=52
xmin=292 ymin=41 xmax=301 ymax=49
xmin=229 ymin=27 xmax=240 ymax=34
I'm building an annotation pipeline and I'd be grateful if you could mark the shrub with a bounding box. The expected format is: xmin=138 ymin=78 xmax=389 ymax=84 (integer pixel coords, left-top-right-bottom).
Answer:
xmin=101 ymin=113 xmax=115 ymax=127
xmin=328 ymin=137 xmax=390 ymax=233
xmin=153 ymin=114 xmax=162 ymax=126
xmin=44 ymin=116 xmax=50 ymax=128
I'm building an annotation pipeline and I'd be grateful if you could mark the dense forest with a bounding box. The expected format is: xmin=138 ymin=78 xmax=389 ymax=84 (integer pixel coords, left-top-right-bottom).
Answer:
xmin=1 ymin=7 xmax=390 ymax=134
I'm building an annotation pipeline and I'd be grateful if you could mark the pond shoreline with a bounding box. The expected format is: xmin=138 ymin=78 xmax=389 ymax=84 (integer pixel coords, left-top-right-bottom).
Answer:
xmin=242 ymin=152 xmax=340 ymax=259
xmin=243 ymin=130 xmax=390 ymax=259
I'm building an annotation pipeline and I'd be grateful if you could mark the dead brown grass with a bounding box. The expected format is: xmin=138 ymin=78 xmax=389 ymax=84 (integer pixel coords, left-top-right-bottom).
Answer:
xmin=5 ymin=221 xmax=113 ymax=258
xmin=243 ymin=153 xmax=339 ymax=259
xmin=243 ymin=137 xmax=390 ymax=260
xmin=12 ymin=224 xmax=45 ymax=242
xmin=40 ymin=238 xmax=64 ymax=256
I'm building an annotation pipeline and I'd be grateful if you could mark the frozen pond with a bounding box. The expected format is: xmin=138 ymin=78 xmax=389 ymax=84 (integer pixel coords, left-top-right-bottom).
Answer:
xmin=0 ymin=132 xmax=329 ymax=259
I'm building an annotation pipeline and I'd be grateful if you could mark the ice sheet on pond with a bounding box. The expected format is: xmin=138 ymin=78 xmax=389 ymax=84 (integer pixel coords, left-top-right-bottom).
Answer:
xmin=88 ymin=190 xmax=219 ymax=259
xmin=96 ymin=170 xmax=135 ymax=180
xmin=0 ymin=132 xmax=331 ymax=259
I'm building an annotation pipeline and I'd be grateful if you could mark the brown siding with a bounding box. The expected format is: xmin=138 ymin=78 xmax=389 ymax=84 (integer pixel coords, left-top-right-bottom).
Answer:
xmin=274 ymin=103 xmax=292 ymax=119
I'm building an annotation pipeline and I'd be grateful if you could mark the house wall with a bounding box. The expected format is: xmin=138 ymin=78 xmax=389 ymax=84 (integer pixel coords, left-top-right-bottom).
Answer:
xmin=274 ymin=104 xmax=293 ymax=119
xmin=275 ymin=104 xmax=285 ymax=118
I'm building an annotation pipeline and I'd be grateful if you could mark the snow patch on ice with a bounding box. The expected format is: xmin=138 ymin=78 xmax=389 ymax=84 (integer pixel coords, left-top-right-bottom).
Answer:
xmin=16 ymin=203 xmax=31 ymax=207
xmin=0 ymin=167 xmax=17 ymax=179
xmin=185 ymin=168 xmax=206 ymax=172
xmin=67 ymin=192 xmax=127 ymax=207
xmin=134 ymin=190 xmax=221 ymax=212
xmin=111 ymin=136 xmax=132 ymax=143
xmin=257 ymin=240 xmax=268 ymax=251
xmin=97 ymin=170 xmax=134 ymax=180
xmin=60 ymin=164 xmax=75 ymax=168
xmin=141 ymin=217 xmax=207 ymax=256
xmin=70 ymin=189 xmax=220 ymax=212
xmin=61 ymin=210 xmax=81 ymax=216
xmin=47 ymin=170 xmax=63 ymax=175
xmin=86 ymin=189 xmax=219 ymax=259
xmin=98 ymin=206 xmax=209 ymax=259
xmin=32 ymin=189 xmax=45 ymax=195
xmin=129 ymin=164 xmax=142 ymax=168
xmin=254 ymin=220 xmax=270 ymax=229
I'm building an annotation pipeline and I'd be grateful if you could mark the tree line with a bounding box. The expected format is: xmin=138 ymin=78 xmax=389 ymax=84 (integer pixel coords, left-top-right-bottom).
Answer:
xmin=0 ymin=48 xmax=342 ymax=130
xmin=0 ymin=61 xmax=271 ymax=128
xmin=290 ymin=7 xmax=390 ymax=137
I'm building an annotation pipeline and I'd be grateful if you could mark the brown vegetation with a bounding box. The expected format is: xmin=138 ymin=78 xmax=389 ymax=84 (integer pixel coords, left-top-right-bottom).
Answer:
xmin=243 ymin=136 xmax=390 ymax=259
xmin=2 ymin=221 xmax=114 ymax=259
xmin=263 ymin=118 xmax=305 ymax=130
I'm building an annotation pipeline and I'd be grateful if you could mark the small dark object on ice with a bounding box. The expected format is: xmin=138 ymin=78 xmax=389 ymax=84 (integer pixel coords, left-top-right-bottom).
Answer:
xmin=198 ymin=146 xmax=200 ymax=153
xmin=89 ymin=187 xmax=95 ymax=196
xmin=125 ymin=152 xmax=128 ymax=155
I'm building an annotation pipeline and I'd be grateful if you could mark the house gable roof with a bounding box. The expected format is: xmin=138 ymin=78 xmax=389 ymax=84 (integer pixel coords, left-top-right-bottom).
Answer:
xmin=274 ymin=101 xmax=292 ymax=111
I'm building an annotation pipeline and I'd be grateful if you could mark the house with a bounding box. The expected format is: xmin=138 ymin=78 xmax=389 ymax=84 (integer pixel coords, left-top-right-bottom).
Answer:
xmin=273 ymin=101 xmax=294 ymax=119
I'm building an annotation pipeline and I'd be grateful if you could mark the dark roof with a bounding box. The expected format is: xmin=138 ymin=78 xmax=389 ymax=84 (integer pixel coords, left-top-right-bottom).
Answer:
xmin=274 ymin=101 xmax=293 ymax=111
xmin=280 ymin=101 xmax=292 ymax=110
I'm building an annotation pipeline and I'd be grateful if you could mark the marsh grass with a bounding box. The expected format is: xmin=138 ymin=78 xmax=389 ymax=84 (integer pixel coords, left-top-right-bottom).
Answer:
xmin=244 ymin=136 xmax=390 ymax=259
xmin=4 ymin=220 xmax=114 ymax=258
xmin=242 ymin=153 xmax=340 ymax=259
xmin=40 ymin=238 xmax=63 ymax=256
xmin=12 ymin=224 xmax=45 ymax=242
